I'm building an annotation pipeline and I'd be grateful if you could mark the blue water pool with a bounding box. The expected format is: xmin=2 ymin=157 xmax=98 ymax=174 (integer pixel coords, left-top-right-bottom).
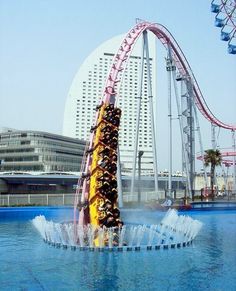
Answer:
xmin=0 ymin=207 xmax=236 ymax=290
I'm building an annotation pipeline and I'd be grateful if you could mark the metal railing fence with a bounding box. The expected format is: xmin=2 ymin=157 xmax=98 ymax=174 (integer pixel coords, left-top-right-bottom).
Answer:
xmin=0 ymin=190 xmax=190 ymax=207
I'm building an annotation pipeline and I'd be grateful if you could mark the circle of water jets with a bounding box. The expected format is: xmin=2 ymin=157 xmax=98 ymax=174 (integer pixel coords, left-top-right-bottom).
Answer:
xmin=32 ymin=209 xmax=202 ymax=252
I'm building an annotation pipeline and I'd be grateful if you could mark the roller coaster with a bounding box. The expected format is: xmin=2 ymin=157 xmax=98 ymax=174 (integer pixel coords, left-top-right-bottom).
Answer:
xmin=74 ymin=21 xmax=236 ymax=244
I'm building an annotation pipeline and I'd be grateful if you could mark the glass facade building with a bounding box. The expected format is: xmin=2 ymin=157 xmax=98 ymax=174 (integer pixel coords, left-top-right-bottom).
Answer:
xmin=0 ymin=130 xmax=86 ymax=172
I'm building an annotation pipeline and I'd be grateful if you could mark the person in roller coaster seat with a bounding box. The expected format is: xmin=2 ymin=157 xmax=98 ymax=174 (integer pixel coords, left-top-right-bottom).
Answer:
xmin=97 ymin=182 xmax=111 ymax=195
xmin=98 ymin=199 xmax=113 ymax=212
xmin=112 ymin=207 xmax=120 ymax=219
xmin=101 ymin=125 xmax=112 ymax=133
xmin=99 ymin=147 xmax=111 ymax=157
xmin=97 ymin=171 xmax=110 ymax=182
xmin=104 ymin=216 xmax=124 ymax=228
xmin=105 ymin=104 xmax=115 ymax=111
xmin=105 ymin=162 xmax=117 ymax=175
xmin=103 ymin=188 xmax=118 ymax=202
xmin=103 ymin=200 xmax=113 ymax=211
xmin=100 ymin=206 xmax=123 ymax=228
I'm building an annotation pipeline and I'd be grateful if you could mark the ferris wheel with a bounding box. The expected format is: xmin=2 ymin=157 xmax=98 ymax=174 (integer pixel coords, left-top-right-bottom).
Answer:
xmin=211 ymin=0 xmax=236 ymax=54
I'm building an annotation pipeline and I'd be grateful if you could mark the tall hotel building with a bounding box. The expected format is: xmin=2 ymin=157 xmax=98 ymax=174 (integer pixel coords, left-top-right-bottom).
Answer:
xmin=63 ymin=33 xmax=157 ymax=174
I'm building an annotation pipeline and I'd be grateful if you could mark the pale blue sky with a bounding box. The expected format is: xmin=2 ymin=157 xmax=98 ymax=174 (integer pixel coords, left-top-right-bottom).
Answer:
xmin=0 ymin=0 xmax=235 ymax=171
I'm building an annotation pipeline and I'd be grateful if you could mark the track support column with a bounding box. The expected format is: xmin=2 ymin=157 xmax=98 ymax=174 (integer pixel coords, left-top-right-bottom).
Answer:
xmin=172 ymin=71 xmax=192 ymax=197
xmin=143 ymin=30 xmax=159 ymax=195
xmin=232 ymin=130 xmax=236 ymax=195
xmin=130 ymin=32 xmax=145 ymax=198
xmin=166 ymin=49 xmax=174 ymax=198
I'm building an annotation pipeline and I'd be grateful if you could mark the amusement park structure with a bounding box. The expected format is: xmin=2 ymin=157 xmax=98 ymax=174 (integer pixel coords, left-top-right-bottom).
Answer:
xmin=211 ymin=0 xmax=236 ymax=54
xmin=74 ymin=21 xmax=236 ymax=241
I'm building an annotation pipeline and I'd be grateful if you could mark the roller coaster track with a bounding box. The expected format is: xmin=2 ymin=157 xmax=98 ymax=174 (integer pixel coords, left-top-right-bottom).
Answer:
xmin=104 ymin=21 xmax=236 ymax=130
xmin=77 ymin=21 xmax=236 ymax=231
xmin=197 ymin=150 xmax=236 ymax=165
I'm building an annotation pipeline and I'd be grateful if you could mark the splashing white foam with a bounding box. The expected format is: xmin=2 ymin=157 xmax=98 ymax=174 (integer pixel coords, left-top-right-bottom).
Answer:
xmin=32 ymin=209 xmax=202 ymax=248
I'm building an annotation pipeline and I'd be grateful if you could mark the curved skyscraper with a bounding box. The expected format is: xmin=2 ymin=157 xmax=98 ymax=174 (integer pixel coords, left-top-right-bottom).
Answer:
xmin=63 ymin=33 xmax=157 ymax=174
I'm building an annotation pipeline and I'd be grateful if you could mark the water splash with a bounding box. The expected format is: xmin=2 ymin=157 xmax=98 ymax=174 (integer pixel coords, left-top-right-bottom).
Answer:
xmin=32 ymin=209 xmax=202 ymax=251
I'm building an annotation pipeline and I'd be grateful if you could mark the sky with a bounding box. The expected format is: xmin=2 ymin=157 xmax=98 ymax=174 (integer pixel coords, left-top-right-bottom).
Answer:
xmin=0 ymin=0 xmax=235 ymax=172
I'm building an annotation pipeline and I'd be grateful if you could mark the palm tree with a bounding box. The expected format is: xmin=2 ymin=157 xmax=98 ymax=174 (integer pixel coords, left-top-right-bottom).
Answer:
xmin=204 ymin=149 xmax=222 ymax=201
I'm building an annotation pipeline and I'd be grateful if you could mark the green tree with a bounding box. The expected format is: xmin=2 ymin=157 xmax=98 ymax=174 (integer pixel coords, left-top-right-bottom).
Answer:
xmin=204 ymin=149 xmax=222 ymax=201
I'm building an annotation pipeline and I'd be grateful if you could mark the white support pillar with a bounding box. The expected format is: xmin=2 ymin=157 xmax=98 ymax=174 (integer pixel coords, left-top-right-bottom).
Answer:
xmin=143 ymin=31 xmax=159 ymax=194
xmin=211 ymin=123 xmax=217 ymax=188
xmin=166 ymin=51 xmax=173 ymax=198
xmin=211 ymin=124 xmax=217 ymax=150
xmin=171 ymin=71 xmax=192 ymax=196
xmin=192 ymin=100 xmax=208 ymax=189
xmin=232 ymin=130 xmax=236 ymax=194
xmin=130 ymin=32 xmax=145 ymax=197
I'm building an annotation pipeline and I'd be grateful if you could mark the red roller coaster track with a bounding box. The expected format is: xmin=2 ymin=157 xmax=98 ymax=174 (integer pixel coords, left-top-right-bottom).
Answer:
xmin=76 ymin=21 xmax=236 ymax=228
xmin=197 ymin=150 xmax=236 ymax=165
xmin=103 ymin=21 xmax=236 ymax=131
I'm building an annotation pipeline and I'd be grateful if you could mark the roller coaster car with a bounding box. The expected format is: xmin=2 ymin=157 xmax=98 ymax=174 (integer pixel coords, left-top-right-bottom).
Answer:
xmin=103 ymin=106 xmax=122 ymax=127
xmin=103 ymin=115 xmax=121 ymax=127
xmin=103 ymin=189 xmax=118 ymax=203
xmin=100 ymin=213 xmax=123 ymax=229
xmin=98 ymin=148 xmax=118 ymax=162
xmin=98 ymin=147 xmax=110 ymax=156
xmin=97 ymin=186 xmax=118 ymax=203
xmin=101 ymin=129 xmax=119 ymax=139
xmin=97 ymin=171 xmax=113 ymax=182
xmin=98 ymin=200 xmax=113 ymax=212
xmin=98 ymin=207 xmax=120 ymax=222
xmin=101 ymin=215 xmax=115 ymax=228
xmin=112 ymin=207 xmax=120 ymax=218
xmin=109 ymin=179 xmax=117 ymax=188
xmin=100 ymin=137 xmax=118 ymax=149
xmin=97 ymin=180 xmax=117 ymax=194
xmin=97 ymin=177 xmax=117 ymax=190
xmin=101 ymin=124 xmax=113 ymax=133
xmin=103 ymin=108 xmax=121 ymax=117
xmin=104 ymin=162 xmax=117 ymax=175
xmin=97 ymin=210 xmax=107 ymax=220
xmin=97 ymin=181 xmax=111 ymax=193
xmin=104 ymin=104 xmax=121 ymax=114
xmin=104 ymin=103 xmax=115 ymax=111
xmin=87 ymin=104 xmax=123 ymax=232
xmin=97 ymin=159 xmax=117 ymax=174
xmin=100 ymin=134 xmax=118 ymax=146
xmin=97 ymin=181 xmax=117 ymax=196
